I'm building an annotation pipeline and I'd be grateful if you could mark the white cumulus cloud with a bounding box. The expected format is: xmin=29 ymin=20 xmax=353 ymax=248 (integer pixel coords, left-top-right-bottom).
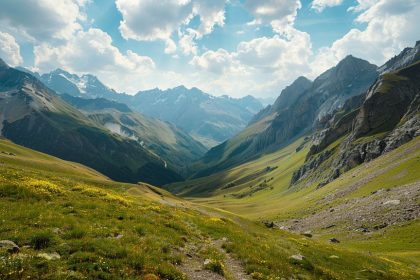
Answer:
xmin=0 ymin=32 xmax=23 ymax=66
xmin=116 ymin=0 xmax=194 ymax=42
xmin=244 ymin=0 xmax=302 ymax=33
xmin=191 ymin=48 xmax=234 ymax=74
xmin=34 ymin=28 xmax=156 ymax=92
xmin=311 ymin=0 xmax=344 ymax=12
xmin=193 ymin=0 xmax=226 ymax=37
xmin=115 ymin=0 xmax=227 ymax=55
xmin=190 ymin=27 xmax=313 ymax=97
xmin=0 ymin=0 xmax=86 ymax=42
xmin=310 ymin=0 xmax=420 ymax=77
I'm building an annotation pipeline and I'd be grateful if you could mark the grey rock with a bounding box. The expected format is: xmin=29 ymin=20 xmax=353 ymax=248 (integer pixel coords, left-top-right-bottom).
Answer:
xmin=301 ymin=231 xmax=312 ymax=238
xmin=0 ymin=240 xmax=19 ymax=253
xmin=383 ymin=200 xmax=401 ymax=206
xmin=290 ymin=254 xmax=305 ymax=261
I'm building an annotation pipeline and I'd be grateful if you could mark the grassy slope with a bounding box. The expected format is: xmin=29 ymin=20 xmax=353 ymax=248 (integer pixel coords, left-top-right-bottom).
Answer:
xmin=166 ymin=137 xmax=310 ymax=216
xmin=86 ymin=110 xmax=207 ymax=171
xmin=166 ymin=137 xmax=420 ymax=273
xmin=0 ymin=139 xmax=417 ymax=279
xmin=191 ymin=114 xmax=276 ymax=177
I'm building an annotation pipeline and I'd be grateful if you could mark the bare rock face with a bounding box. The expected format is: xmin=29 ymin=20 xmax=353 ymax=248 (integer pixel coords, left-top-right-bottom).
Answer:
xmin=378 ymin=41 xmax=420 ymax=73
xmin=291 ymin=149 xmax=333 ymax=185
xmin=291 ymin=46 xmax=420 ymax=188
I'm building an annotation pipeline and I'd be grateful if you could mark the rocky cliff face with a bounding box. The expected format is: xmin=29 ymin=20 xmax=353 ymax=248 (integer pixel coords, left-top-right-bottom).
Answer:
xmin=250 ymin=76 xmax=312 ymax=124
xmin=378 ymin=41 xmax=420 ymax=73
xmin=292 ymin=56 xmax=420 ymax=188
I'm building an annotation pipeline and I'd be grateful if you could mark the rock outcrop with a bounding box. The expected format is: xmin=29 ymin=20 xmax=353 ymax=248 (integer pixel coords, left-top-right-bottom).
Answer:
xmin=292 ymin=51 xmax=420 ymax=187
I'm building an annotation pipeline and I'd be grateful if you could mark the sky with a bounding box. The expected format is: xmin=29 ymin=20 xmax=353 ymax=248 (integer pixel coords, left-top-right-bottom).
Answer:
xmin=0 ymin=0 xmax=419 ymax=98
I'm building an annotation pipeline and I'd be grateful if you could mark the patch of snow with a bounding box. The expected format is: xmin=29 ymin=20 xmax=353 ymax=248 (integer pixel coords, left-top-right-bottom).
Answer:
xmin=104 ymin=122 xmax=138 ymax=141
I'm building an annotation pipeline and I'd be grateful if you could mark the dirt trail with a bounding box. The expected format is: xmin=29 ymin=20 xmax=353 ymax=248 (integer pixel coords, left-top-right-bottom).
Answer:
xmin=213 ymin=239 xmax=250 ymax=280
xmin=179 ymin=239 xmax=250 ymax=280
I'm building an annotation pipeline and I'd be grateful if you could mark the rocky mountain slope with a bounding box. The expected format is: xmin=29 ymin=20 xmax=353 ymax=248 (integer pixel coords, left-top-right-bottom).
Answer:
xmin=292 ymin=59 xmax=420 ymax=187
xmin=63 ymin=94 xmax=207 ymax=175
xmin=193 ymin=56 xmax=378 ymax=177
xmin=40 ymin=68 xmax=120 ymax=100
xmin=378 ymin=40 xmax=420 ymax=73
xmin=0 ymin=59 xmax=182 ymax=185
xmin=38 ymin=69 xmax=263 ymax=148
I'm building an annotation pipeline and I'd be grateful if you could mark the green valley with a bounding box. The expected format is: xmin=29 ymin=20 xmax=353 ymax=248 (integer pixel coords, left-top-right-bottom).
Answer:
xmin=0 ymin=138 xmax=419 ymax=279
xmin=166 ymin=136 xmax=420 ymax=276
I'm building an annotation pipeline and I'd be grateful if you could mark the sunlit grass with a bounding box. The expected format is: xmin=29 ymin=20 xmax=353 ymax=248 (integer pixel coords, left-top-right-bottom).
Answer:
xmin=0 ymin=139 xmax=419 ymax=279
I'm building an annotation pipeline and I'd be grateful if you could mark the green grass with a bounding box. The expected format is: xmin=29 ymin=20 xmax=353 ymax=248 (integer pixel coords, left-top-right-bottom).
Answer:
xmin=1 ymin=139 xmax=418 ymax=279
xmin=377 ymin=73 xmax=409 ymax=93
xmin=166 ymin=136 xmax=420 ymax=275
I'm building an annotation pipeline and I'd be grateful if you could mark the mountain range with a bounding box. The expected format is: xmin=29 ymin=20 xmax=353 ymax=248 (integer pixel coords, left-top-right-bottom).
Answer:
xmin=192 ymin=54 xmax=380 ymax=177
xmin=37 ymin=69 xmax=263 ymax=148
xmin=0 ymin=60 xmax=204 ymax=185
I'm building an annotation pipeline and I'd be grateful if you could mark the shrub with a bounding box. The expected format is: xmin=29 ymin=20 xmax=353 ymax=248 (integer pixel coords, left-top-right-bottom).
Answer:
xmin=63 ymin=228 xmax=85 ymax=240
xmin=135 ymin=226 xmax=146 ymax=237
xmin=204 ymin=259 xmax=225 ymax=276
xmin=130 ymin=254 xmax=145 ymax=272
xmin=30 ymin=232 xmax=53 ymax=250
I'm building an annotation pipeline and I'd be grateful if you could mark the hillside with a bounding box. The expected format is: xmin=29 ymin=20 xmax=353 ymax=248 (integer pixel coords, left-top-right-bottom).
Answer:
xmin=0 ymin=139 xmax=418 ymax=279
xmin=39 ymin=69 xmax=263 ymax=148
xmin=0 ymin=60 xmax=182 ymax=185
xmin=193 ymin=55 xmax=379 ymax=177
xmin=166 ymin=135 xmax=420 ymax=273
xmin=62 ymin=94 xmax=207 ymax=176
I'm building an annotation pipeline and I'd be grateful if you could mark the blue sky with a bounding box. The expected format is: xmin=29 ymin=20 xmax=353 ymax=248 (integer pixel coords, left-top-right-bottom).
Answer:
xmin=0 ymin=0 xmax=419 ymax=98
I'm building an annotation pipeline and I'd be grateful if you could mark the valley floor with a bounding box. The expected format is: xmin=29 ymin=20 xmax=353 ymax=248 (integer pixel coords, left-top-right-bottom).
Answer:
xmin=0 ymin=138 xmax=419 ymax=279
xmin=167 ymin=137 xmax=420 ymax=277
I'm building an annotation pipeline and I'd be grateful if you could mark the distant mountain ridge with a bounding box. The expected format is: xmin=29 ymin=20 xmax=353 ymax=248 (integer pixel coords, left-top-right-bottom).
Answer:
xmin=41 ymin=69 xmax=120 ymax=100
xmin=35 ymin=69 xmax=263 ymax=148
xmin=130 ymin=86 xmax=263 ymax=147
xmin=61 ymin=94 xmax=132 ymax=113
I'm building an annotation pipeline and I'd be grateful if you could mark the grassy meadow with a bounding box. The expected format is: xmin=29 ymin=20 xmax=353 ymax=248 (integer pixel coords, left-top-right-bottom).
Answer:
xmin=166 ymin=137 xmax=420 ymax=275
xmin=0 ymin=138 xmax=419 ymax=279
